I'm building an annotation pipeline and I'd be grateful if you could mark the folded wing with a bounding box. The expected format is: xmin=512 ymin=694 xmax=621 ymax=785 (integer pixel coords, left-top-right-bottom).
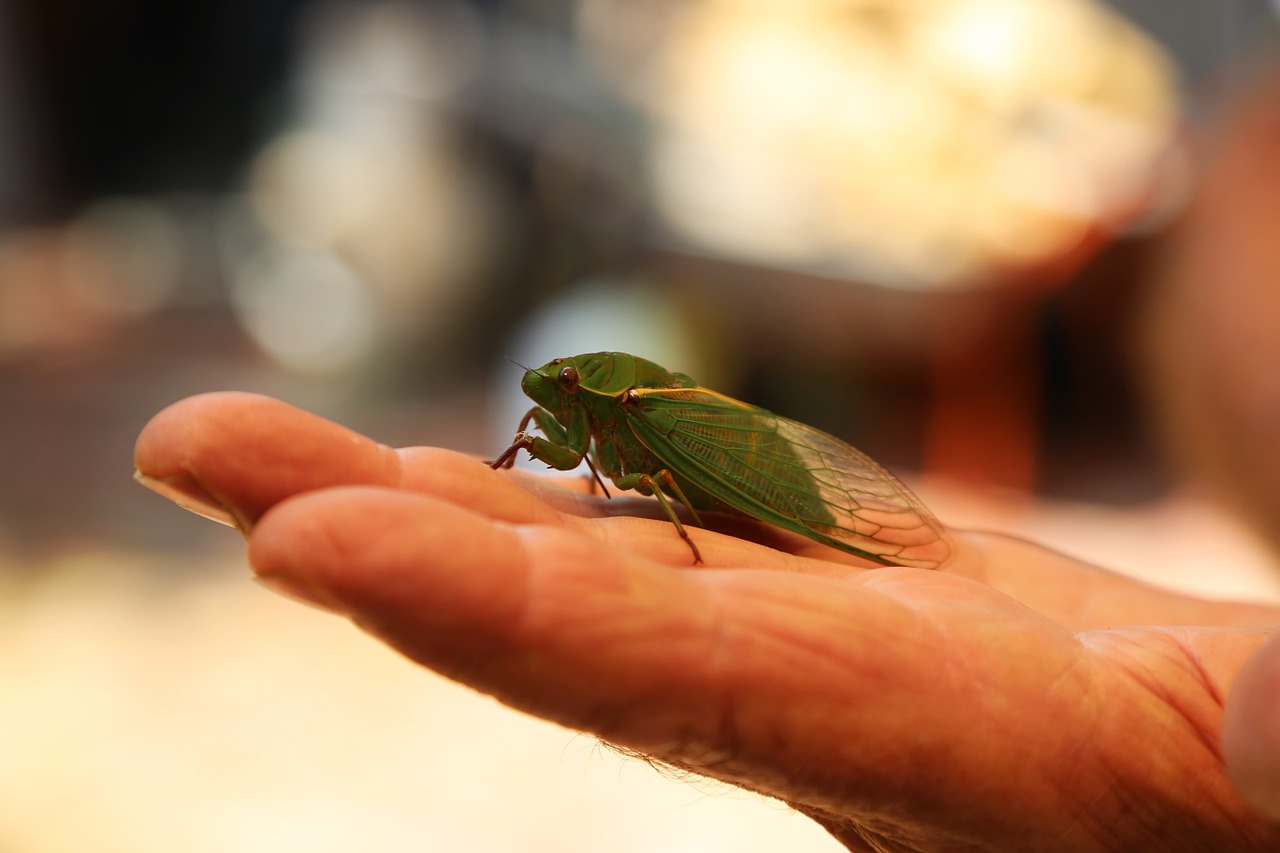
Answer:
xmin=627 ymin=387 xmax=951 ymax=568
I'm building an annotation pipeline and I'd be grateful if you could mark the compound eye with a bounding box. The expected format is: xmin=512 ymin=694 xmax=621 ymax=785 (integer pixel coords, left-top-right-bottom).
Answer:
xmin=557 ymin=365 xmax=580 ymax=392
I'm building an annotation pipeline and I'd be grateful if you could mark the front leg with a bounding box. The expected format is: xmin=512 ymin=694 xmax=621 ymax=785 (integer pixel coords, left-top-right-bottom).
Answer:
xmin=491 ymin=432 xmax=585 ymax=471
xmin=490 ymin=406 xmax=592 ymax=474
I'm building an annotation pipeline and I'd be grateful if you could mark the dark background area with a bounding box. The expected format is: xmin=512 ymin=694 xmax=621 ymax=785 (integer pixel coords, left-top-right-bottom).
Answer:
xmin=1 ymin=0 xmax=1277 ymax=557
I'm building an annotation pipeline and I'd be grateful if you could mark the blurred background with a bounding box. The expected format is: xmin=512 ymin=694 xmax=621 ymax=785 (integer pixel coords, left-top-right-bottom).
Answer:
xmin=5 ymin=1 xmax=1280 ymax=850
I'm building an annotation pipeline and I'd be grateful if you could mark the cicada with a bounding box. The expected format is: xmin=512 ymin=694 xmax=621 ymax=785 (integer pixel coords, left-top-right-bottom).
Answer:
xmin=491 ymin=352 xmax=951 ymax=568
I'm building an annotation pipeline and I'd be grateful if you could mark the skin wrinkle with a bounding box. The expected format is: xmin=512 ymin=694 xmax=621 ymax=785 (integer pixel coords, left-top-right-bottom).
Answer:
xmin=960 ymin=630 xmax=1090 ymax=808
xmin=699 ymin=573 xmax=971 ymax=820
xmin=1088 ymin=630 xmax=1223 ymax=756
xmin=673 ymin=577 xmax=742 ymax=771
xmin=518 ymin=548 xmax=924 ymax=807
xmin=733 ymin=575 xmax=925 ymax=708
xmin=609 ymin=573 xmax=917 ymax=804
xmin=1169 ymin=626 xmax=1229 ymax=707
xmin=264 ymin=489 xmax=536 ymax=695
xmin=1077 ymin=630 xmax=1269 ymax=849
xmin=703 ymin=581 xmax=858 ymax=787
xmin=1037 ymin=654 xmax=1118 ymax=851
xmin=1152 ymin=632 xmax=1280 ymax=846
xmin=504 ymin=524 xmax=733 ymax=749
xmin=1094 ymin=741 xmax=1262 ymax=853
xmin=833 ymin=575 xmax=1118 ymax=848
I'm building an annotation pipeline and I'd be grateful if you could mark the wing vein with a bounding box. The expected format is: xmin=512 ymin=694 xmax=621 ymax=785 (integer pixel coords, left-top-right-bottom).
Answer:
xmin=626 ymin=388 xmax=951 ymax=568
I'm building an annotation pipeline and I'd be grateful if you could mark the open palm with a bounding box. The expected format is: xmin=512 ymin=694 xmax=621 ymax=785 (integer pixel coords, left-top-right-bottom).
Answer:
xmin=135 ymin=392 xmax=1280 ymax=852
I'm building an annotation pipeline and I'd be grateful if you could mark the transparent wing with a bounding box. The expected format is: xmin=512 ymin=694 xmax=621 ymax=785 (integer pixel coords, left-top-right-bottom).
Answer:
xmin=627 ymin=387 xmax=951 ymax=568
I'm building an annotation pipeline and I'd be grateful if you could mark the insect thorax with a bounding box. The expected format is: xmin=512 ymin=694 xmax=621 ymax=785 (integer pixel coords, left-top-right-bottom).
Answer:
xmin=582 ymin=398 xmax=657 ymax=479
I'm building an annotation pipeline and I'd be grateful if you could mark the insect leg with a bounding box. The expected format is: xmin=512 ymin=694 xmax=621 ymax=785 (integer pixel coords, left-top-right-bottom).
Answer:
xmin=616 ymin=470 xmax=704 ymax=564
xmin=489 ymin=440 xmax=525 ymax=470
xmin=491 ymin=432 xmax=585 ymax=471
xmin=526 ymin=407 xmax=568 ymax=443
xmin=652 ymin=470 xmax=705 ymax=528
xmin=582 ymin=455 xmax=611 ymax=498
xmin=490 ymin=408 xmax=585 ymax=472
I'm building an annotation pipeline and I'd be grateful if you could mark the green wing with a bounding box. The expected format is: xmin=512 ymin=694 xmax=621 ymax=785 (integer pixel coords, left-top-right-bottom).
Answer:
xmin=625 ymin=387 xmax=951 ymax=569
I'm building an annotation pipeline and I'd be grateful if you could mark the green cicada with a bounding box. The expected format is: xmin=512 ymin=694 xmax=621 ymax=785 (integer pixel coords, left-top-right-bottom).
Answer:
xmin=491 ymin=352 xmax=951 ymax=568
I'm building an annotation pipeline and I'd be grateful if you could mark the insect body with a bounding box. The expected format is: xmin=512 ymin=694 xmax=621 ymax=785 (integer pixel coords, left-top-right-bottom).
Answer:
xmin=491 ymin=352 xmax=951 ymax=568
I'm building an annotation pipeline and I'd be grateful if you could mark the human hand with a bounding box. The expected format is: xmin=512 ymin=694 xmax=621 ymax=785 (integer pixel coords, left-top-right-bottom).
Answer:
xmin=134 ymin=392 xmax=1280 ymax=852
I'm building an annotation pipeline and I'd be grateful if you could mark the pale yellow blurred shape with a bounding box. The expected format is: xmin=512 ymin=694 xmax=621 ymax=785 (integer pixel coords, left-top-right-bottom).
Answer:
xmin=579 ymin=0 xmax=1180 ymax=288
xmin=229 ymin=245 xmax=379 ymax=375
xmin=225 ymin=0 xmax=500 ymax=375
xmin=0 ymin=548 xmax=840 ymax=853
xmin=249 ymin=132 xmax=376 ymax=247
xmin=912 ymin=0 xmax=1105 ymax=107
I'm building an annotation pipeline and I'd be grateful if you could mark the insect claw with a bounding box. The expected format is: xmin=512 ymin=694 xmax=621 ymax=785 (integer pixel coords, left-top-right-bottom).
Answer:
xmin=489 ymin=432 xmax=531 ymax=470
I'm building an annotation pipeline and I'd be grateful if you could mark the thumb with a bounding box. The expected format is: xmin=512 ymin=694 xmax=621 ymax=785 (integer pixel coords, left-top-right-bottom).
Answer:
xmin=1223 ymin=630 xmax=1280 ymax=821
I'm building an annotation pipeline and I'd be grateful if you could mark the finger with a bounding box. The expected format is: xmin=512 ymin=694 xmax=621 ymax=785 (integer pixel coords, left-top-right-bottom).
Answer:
xmin=244 ymin=485 xmax=1071 ymax=809
xmin=396 ymin=447 xmax=569 ymax=526
xmin=246 ymin=485 xmax=728 ymax=741
xmin=134 ymin=392 xmax=402 ymax=530
xmin=1223 ymin=631 xmax=1280 ymax=821
xmin=133 ymin=392 xmax=561 ymax=530
xmin=951 ymin=533 xmax=1280 ymax=630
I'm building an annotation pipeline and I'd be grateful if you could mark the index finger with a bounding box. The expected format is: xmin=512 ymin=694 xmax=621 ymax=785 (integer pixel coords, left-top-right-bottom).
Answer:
xmin=133 ymin=392 xmax=566 ymax=531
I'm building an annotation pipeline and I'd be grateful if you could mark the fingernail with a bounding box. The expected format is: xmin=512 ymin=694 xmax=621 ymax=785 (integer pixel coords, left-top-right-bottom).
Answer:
xmin=133 ymin=470 xmax=250 ymax=531
xmin=253 ymin=573 xmax=345 ymax=614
